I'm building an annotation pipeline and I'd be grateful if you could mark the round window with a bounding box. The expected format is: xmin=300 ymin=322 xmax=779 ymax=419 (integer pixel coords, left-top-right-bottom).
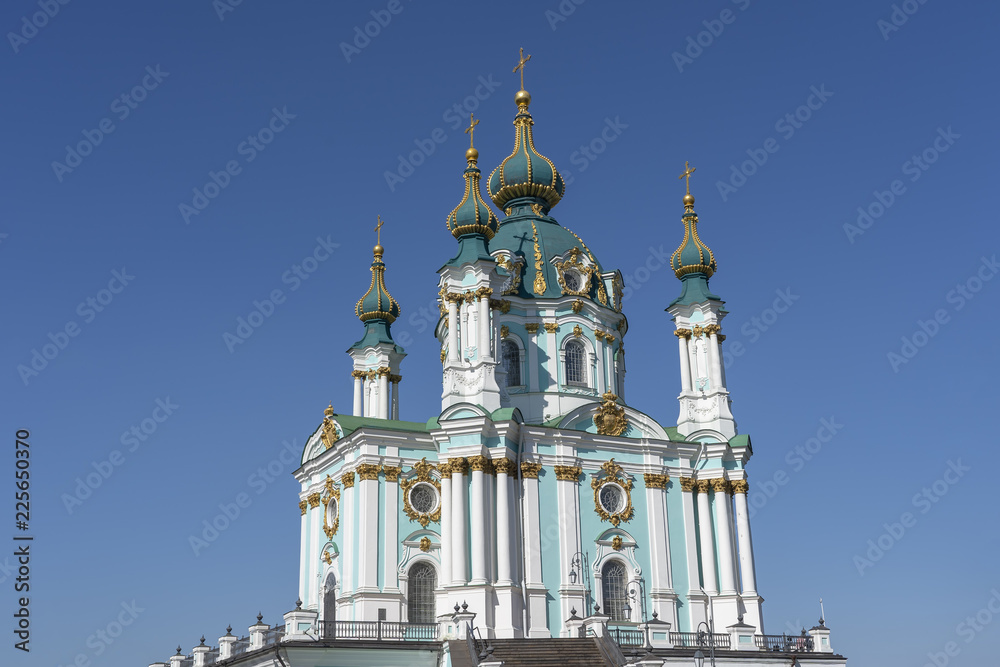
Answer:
xmin=563 ymin=271 xmax=582 ymax=292
xmin=326 ymin=497 xmax=338 ymax=524
xmin=599 ymin=484 xmax=625 ymax=514
xmin=410 ymin=483 xmax=439 ymax=514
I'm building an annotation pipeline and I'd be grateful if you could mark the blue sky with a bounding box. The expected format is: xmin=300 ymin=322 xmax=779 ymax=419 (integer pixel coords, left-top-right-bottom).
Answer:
xmin=3 ymin=1 xmax=999 ymax=665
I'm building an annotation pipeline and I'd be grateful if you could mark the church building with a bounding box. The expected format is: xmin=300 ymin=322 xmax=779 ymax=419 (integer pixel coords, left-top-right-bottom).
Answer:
xmin=148 ymin=53 xmax=846 ymax=667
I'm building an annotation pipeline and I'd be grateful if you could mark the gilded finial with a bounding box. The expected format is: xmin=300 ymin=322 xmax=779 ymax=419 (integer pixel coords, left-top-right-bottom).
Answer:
xmin=465 ymin=113 xmax=480 ymax=164
xmin=374 ymin=215 xmax=385 ymax=255
xmin=679 ymin=161 xmax=696 ymax=207
xmin=513 ymin=47 xmax=532 ymax=108
xmin=324 ymin=402 xmax=334 ymax=418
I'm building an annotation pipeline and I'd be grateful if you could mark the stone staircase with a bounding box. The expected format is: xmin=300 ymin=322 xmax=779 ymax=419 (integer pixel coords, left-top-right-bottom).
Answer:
xmin=448 ymin=638 xmax=614 ymax=667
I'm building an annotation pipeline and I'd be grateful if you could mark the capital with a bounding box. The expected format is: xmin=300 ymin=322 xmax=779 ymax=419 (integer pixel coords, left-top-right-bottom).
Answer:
xmin=468 ymin=455 xmax=492 ymax=473
xmin=351 ymin=370 xmax=367 ymax=379
xmin=376 ymin=366 xmax=391 ymax=378
xmin=341 ymin=471 xmax=356 ymax=489
xmin=475 ymin=286 xmax=494 ymax=300
xmin=520 ymin=461 xmax=543 ymax=479
xmin=643 ymin=473 xmax=669 ymax=489
xmin=710 ymin=478 xmax=731 ymax=494
xmin=673 ymin=328 xmax=692 ymax=339
xmin=703 ymin=323 xmax=722 ymax=336
xmin=554 ymin=465 xmax=582 ymax=482
xmin=679 ymin=477 xmax=696 ymax=492
xmin=493 ymin=458 xmax=517 ymax=476
xmin=298 ymin=500 xmax=308 ymax=515
xmin=449 ymin=457 xmax=469 ymax=474
xmin=731 ymin=479 xmax=749 ymax=494
xmin=382 ymin=466 xmax=402 ymax=482
xmin=543 ymin=322 xmax=558 ymax=334
xmin=307 ymin=492 xmax=321 ymax=508
xmin=357 ymin=463 xmax=381 ymax=481
xmin=524 ymin=323 xmax=540 ymax=334
xmin=694 ymin=479 xmax=711 ymax=494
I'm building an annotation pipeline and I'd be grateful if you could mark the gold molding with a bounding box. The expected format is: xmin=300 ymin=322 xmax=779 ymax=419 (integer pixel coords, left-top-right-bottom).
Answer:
xmin=399 ymin=458 xmax=442 ymax=528
xmin=520 ymin=461 xmax=542 ymax=479
xmin=307 ymin=492 xmax=321 ymax=508
xmin=322 ymin=476 xmax=341 ymax=538
xmin=357 ymin=463 xmax=381 ymax=481
xmin=591 ymin=459 xmax=634 ymax=526
xmin=494 ymin=255 xmax=524 ymax=295
xmin=731 ymin=479 xmax=749 ymax=494
xmin=679 ymin=477 xmax=696 ymax=492
xmin=643 ymin=473 xmax=669 ymax=489
xmin=554 ymin=465 xmax=582 ymax=482
xmin=594 ymin=392 xmax=628 ymax=437
xmin=554 ymin=247 xmax=595 ymax=297
xmin=531 ymin=222 xmax=547 ymax=295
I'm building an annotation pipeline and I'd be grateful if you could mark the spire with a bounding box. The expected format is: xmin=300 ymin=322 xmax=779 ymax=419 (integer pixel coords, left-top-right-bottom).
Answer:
xmin=355 ymin=217 xmax=401 ymax=324
xmin=446 ymin=114 xmax=499 ymax=241
xmin=669 ymin=163 xmax=721 ymax=307
xmin=487 ymin=49 xmax=565 ymax=216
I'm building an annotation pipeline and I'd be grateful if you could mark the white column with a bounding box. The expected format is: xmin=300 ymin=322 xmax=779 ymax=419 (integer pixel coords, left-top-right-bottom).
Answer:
xmin=695 ymin=480 xmax=718 ymax=594
xmin=447 ymin=298 xmax=460 ymax=362
xmin=470 ymin=459 xmax=487 ymax=584
xmin=362 ymin=376 xmax=371 ymax=417
xmin=712 ymin=479 xmax=737 ymax=595
xmin=645 ymin=478 xmax=672 ymax=592
xmin=676 ymin=332 xmax=692 ymax=393
xmin=353 ymin=373 xmax=363 ymax=416
xmin=707 ymin=332 xmax=723 ymax=391
xmin=556 ymin=466 xmax=583 ymax=634
xmin=732 ymin=481 xmax=757 ymax=594
xmin=460 ymin=304 xmax=470 ymax=358
xmin=357 ymin=468 xmax=379 ymax=592
xmin=341 ymin=474 xmax=355 ymax=604
xmin=384 ymin=468 xmax=400 ymax=592
xmin=496 ymin=461 xmax=513 ymax=585
xmin=527 ymin=328 xmax=540 ymax=393
xmin=378 ymin=371 xmax=389 ymax=419
xmin=522 ymin=464 xmax=543 ymax=586
xmin=440 ymin=469 xmax=453 ymax=587
xmin=451 ymin=459 xmax=468 ymax=585
xmin=595 ymin=337 xmax=606 ymax=393
xmin=680 ymin=479 xmax=707 ymax=629
xmin=478 ymin=295 xmax=492 ymax=361
xmin=298 ymin=496 xmax=309 ymax=605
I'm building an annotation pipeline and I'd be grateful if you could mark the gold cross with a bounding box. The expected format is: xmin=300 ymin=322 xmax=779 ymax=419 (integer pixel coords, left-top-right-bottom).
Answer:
xmin=679 ymin=161 xmax=696 ymax=196
xmin=513 ymin=47 xmax=532 ymax=89
xmin=375 ymin=215 xmax=384 ymax=245
xmin=465 ymin=113 xmax=479 ymax=148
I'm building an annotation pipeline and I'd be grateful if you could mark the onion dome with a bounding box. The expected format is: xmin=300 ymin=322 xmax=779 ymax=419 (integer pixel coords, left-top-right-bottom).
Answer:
xmin=670 ymin=192 xmax=717 ymax=279
xmin=487 ymin=88 xmax=565 ymax=215
xmin=446 ymin=117 xmax=499 ymax=240
xmin=355 ymin=243 xmax=400 ymax=323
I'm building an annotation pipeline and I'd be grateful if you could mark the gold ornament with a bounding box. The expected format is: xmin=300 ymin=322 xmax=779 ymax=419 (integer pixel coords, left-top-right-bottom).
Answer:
xmin=298 ymin=500 xmax=308 ymax=516
xmin=357 ymin=464 xmax=381 ymax=481
xmin=341 ymin=471 xmax=355 ymax=489
xmin=320 ymin=403 xmax=340 ymax=450
xmin=710 ymin=478 xmax=731 ymax=494
xmin=643 ymin=473 xmax=669 ymax=489
xmin=383 ymin=466 xmax=402 ymax=482
xmin=520 ymin=461 xmax=542 ymax=479
xmin=554 ymin=247 xmax=595 ymax=297
xmin=611 ymin=536 xmax=624 ymax=551
xmin=594 ymin=392 xmax=628 ymax=437
xmin=531 ymin=222 xmax=547 ymax=295
xmin=543 ymin=322 xmax=558 ymax=334
xmin=731 ymin=480 xmax=749 ymax=494
xmin=571 ymin=299 xmax=584 ymax=313
xmin=525 ymin=323 xmax=540 ymax=334
xmin=573 ymin=324 xmax=583 ymax=337
xmin=419 ymin=537 xmax=432 ymax=552
xmin=500 ymin=325 xmax=510 ymax=338
xmin=591 ymin=459 xmax=634 ymax=527
xmin=679 ymin=477 xmax=696 ymax=492
xmin=399 ymin=458 xmax=442 ymax=528
xmin=307 ymin=492 xmax=321 ymax=508
xmin=554 ymin=465 xmax=582 ymax=482
xmin=322 ymin=478 xmax=341 ymax=539
xmin=493 ymin=458 xmax=517 ymax=476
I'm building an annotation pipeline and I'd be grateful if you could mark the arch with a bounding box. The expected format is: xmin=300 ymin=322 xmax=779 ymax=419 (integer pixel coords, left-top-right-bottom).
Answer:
xmin=322 ymin=571 xmax=337 ymax=629
xmin=601 ymin=559 xmax=629 ymax=622
xmin=501 ymin=338 xmax=522 ymax=387
xmin=406 ymin=562 xmax=438 ymax=624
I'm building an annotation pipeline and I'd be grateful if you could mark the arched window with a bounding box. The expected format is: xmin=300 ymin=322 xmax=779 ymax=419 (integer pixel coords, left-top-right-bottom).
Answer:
xmin=566 ymin=339 xmax=587 ymax=386
xmin=602 ymin=561 xmax=628 ymax=622
xmin=322 ymin=573 xmax=337 ymax=637
xmin=502 ymin=339 xmax=521 ymax=386
xmin=406 ymin=562 xmax=437 ymax=624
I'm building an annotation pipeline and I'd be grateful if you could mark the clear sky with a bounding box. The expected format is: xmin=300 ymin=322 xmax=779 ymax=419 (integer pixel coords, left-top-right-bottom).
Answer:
xmin=3 ymin=1 xmax=999 ymax=665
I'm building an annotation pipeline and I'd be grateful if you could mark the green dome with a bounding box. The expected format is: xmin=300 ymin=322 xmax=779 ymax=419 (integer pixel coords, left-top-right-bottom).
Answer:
xmin=355 ymin=245 xmax=400 ymax=323
xmin=487 ymin=90 xmax=565 ymax=214
xmin=670 ymin=195 xmax=716 ymax=279
xmin=446 ymin=149 xmax=499 ymax=240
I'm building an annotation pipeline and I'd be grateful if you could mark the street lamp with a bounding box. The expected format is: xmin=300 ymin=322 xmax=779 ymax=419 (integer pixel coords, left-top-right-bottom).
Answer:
xmin=568 ymin=551 xmax=592 ymax=614
xmin=694 ymin=621 xmax=717 ymax=667
xmin=624 ymin=578 xmax=652 ymax=652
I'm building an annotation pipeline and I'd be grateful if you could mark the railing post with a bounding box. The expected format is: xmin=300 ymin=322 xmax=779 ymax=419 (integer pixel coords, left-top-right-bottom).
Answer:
xmin=809 ymin=621 xmax=833 ymax=653
xmin=218 ymin=627 xmax=237 ymax=660
xmin=249 ymin=614 xmax=269 ymax=651
xmin=282 ymin=600 xmax=318 ymax=642
xmin=377 ymin=619 xmax=382 ymax=641
xmin=726 ymin=621 xmax=757 ymax=651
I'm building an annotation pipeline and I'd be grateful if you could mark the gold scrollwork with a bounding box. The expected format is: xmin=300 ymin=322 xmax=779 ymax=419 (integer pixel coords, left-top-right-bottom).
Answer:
xmin=320 ymin=403 xmax=340 ymax=450
xmin=643 ymin=473 xmax=669 ymax=489
xmin=531 ymin=222 xmax=547 ymax=295
xmin=594 ymin=392 xmax=628 ymax=437
xmin=322 ymin=476 xmax=341 ymax=539
xmin=400 ymin=458 xmax=443 ymax=528
xmin=554 ymin=247 xmax=596 ymax=297
xmin=495 ymin=255 xmax=525 ymax=295
xmin=591 ymin=459 xmax=634 ymax=527
xmin=322 ymin=549 xmax=333 ymax=564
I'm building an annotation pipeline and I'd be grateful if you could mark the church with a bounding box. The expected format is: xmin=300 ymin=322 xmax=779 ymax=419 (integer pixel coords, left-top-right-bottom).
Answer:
xmin=148 ymin=53 xmax=847 ymax=667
